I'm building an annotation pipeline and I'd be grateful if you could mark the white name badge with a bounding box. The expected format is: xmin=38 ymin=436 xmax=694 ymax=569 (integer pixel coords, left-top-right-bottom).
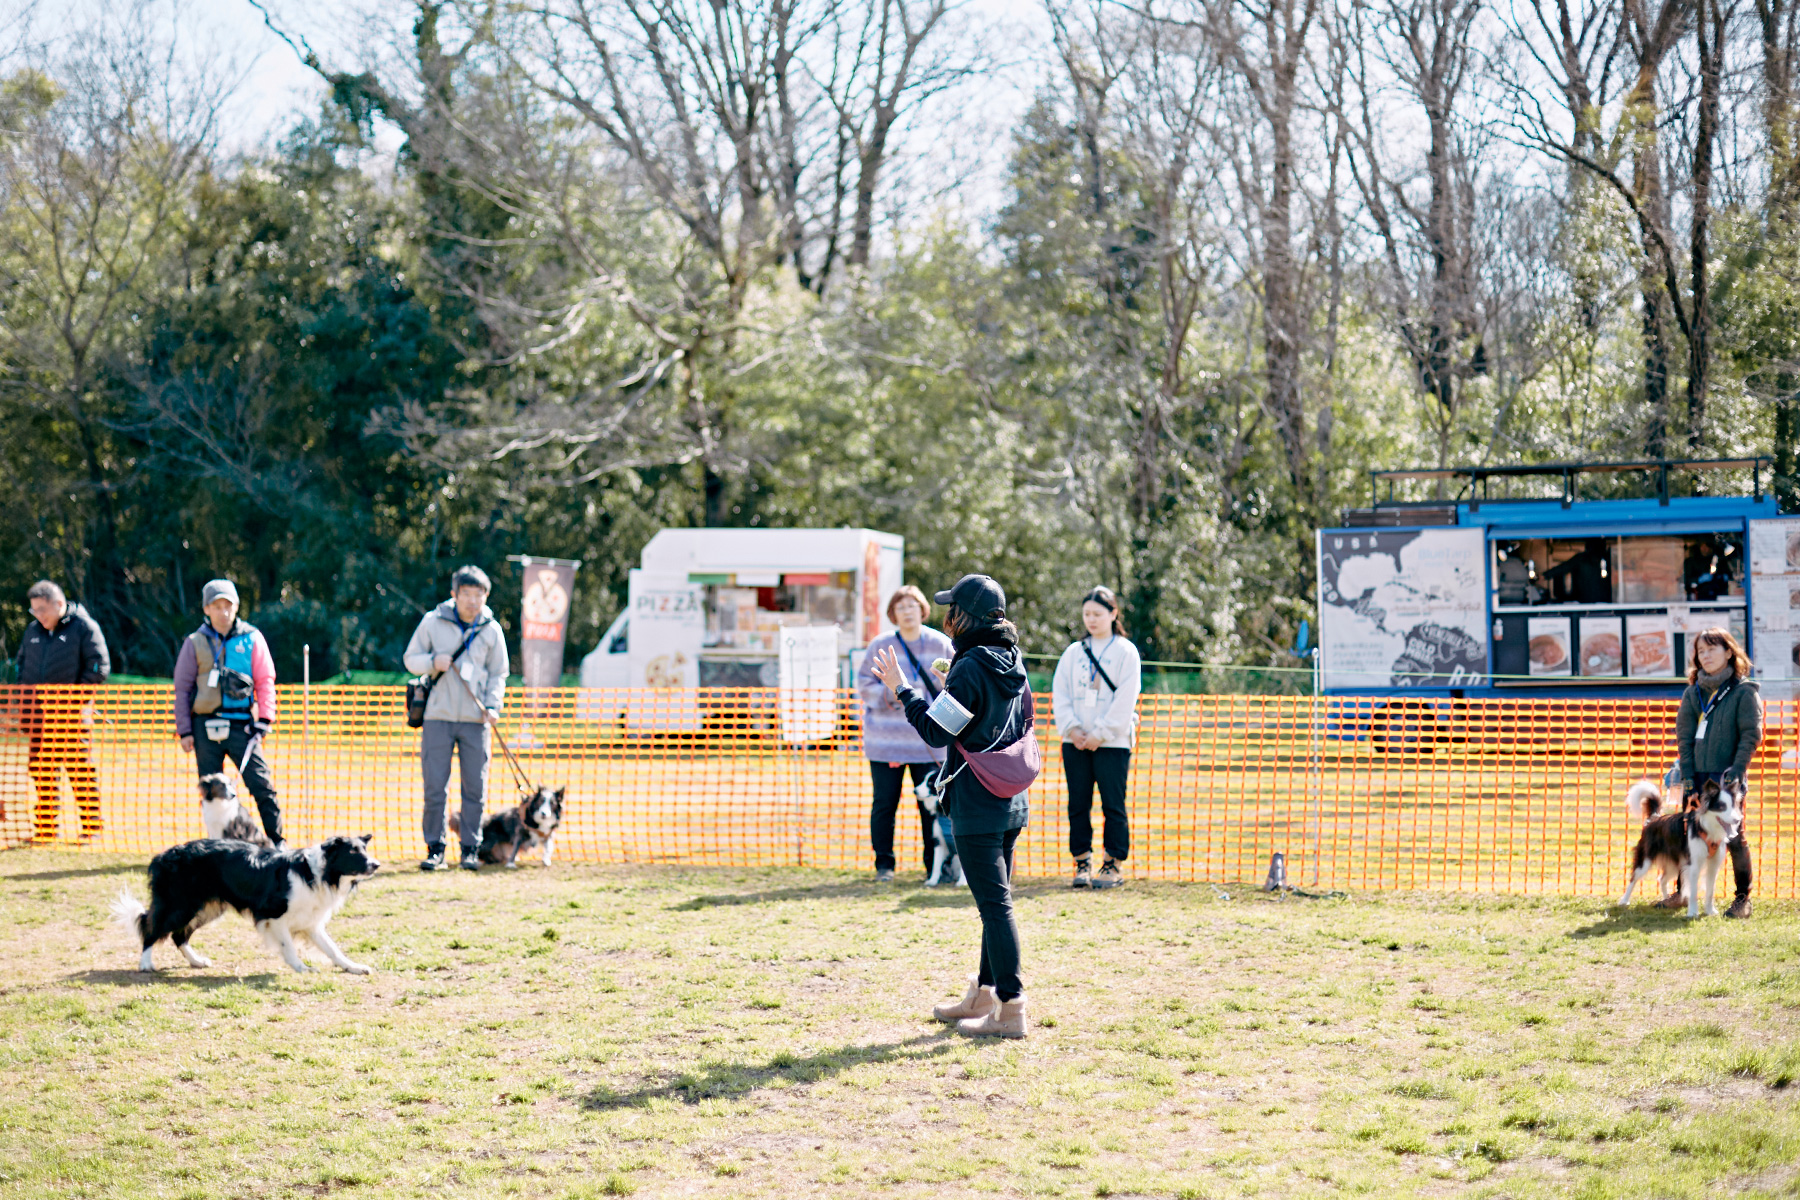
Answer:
xmin=1083 ymin=687 xmax=1100 ymax=706
xmin=1695 ymin=717 xmax=1708 ymax=741
xmin=206 ymin=668 xmax=219 ymax=688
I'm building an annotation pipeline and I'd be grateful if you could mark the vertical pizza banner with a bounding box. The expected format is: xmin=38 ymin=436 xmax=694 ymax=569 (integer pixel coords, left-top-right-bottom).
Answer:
xmin=517 ymin=556 xmax=581 ymax=689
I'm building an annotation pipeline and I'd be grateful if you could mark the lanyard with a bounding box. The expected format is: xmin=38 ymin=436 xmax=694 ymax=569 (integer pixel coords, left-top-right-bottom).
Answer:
xmin=1701 ymin=683 xmax=1732 ymax=719
xmin=892 ymin=633 xmax=938 ymax=699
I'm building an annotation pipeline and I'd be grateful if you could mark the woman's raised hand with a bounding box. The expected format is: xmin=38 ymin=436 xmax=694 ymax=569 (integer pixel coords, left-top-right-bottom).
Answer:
xmin=870 ymin=646 xmax=908 ymax=695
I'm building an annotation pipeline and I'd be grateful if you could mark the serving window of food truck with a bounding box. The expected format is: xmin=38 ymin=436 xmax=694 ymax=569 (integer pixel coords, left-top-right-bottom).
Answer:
xmin=1319 ymin=458 xmax=1788 ymax=696
xmin=1491 ymin=532 xmax=1748 ymax=681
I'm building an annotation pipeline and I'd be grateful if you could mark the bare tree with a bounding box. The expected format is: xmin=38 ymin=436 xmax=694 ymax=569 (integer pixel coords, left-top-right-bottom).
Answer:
xmin=1338 ymin=0 xmax=1495 ymax=470
xmin=0 ymin=7 xmax=223 ymax=650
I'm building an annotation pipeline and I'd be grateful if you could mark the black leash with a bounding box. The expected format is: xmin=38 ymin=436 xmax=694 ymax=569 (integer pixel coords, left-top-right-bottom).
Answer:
xmin=449 ymin=666 xmax=535 ymax=795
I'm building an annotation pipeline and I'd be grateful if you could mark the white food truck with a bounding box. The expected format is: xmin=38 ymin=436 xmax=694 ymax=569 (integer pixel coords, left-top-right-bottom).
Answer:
xmin=578 ymin=529 xmax=905 ymax=724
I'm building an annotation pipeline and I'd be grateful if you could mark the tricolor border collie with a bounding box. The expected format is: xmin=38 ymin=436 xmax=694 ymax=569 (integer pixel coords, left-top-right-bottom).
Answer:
xmin=1620 ymin=776 xmax=1745 ymax=918
xmin=451 ymin=786 xmax=565 ymax=868
xmin=197 ymin=772 xmax=273 ymax=847
xmin=112 ymin=835 xmax=380 ymax=973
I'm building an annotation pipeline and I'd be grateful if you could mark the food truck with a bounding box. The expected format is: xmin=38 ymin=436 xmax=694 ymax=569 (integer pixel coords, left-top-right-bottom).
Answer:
xmin=1316 ymin=458 xmax=1794 ymax=700
xmin=579 ymin=528 xmax=904 ymax=700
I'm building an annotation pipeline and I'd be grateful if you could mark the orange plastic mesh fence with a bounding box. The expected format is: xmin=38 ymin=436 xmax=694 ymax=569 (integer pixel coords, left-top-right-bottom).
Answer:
xmin=2 ymin=685 xmax=1793 ymax=896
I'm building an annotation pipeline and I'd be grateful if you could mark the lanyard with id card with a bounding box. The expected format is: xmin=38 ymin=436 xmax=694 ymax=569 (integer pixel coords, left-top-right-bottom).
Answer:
xmin=1695 ymin=683 xmax=1732 ymax=742
xmin=1081 ymin=639 xmax=1116 ymax=706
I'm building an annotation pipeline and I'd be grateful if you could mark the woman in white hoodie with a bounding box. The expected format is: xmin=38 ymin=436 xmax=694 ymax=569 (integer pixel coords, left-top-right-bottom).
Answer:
xmin=1051 ymin=586 xmax=1142 ymax=889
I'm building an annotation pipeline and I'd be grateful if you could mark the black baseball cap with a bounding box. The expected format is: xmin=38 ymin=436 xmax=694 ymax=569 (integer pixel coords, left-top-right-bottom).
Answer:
xmin=933 ymin=574 xmax=1006 ymax=618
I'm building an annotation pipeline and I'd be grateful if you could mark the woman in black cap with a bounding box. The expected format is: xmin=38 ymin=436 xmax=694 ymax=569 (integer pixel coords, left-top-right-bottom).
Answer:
xmin=870 ymin=573 xmax=1036 ymax=1038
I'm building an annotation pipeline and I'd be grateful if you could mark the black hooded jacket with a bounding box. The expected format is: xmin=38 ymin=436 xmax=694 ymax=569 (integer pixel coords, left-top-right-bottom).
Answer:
xmin=897 ymin=622 xmax=1031 ymax=836
xmin=16 ymin=603 xmax=110 ymax=686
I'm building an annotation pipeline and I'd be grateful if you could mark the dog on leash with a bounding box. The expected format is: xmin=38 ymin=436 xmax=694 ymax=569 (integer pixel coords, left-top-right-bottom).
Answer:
xmin=112 ymin=835 xmax=380 ymax=973
xmin=915 ymin=773 xmax=964 ymax=888
xmin=197 ymin=773 xmax=273 ymax=847
xmin=1620 ymin=776 xmax=1745 ymax=918
xmin=450 ymin=786 xmax=565 ymax=868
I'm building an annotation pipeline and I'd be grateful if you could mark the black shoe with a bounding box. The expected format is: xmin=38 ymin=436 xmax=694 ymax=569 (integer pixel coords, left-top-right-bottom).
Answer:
xmin=1092 ymin=858 xmax=1126 ymax=889
xmin=1071 ymin=858 xmax=1092 ymax=889
xmin=460 ymin=849 xmax=481 ymax=871
xmin=420 ymin=846 xmax=447 ymax=871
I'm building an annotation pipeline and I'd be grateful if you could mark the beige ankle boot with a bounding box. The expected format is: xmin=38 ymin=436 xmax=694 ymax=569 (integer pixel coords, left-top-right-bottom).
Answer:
xmin=958 ymin=995 xmax=1027 ymax=1039
xmin=932 ymin=976 xmax=998 ymax=1022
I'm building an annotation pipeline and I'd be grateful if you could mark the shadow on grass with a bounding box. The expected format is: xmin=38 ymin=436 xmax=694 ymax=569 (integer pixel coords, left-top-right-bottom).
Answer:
xmin=581 ymin=1031 xmax=958 ymax=1109
xmin=63 ymin=968 xmax=282 ymax=990
xmin=1566 ymin=905 xmax=1692 ymax=939
xmin=4 ymin=863 xmax=142 ymax=882
xmin=670 ymin=881 xmax=899 ymax=909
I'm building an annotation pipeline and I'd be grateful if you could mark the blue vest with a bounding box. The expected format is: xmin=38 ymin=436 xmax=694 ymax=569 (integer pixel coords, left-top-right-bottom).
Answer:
xmin=190 ymin=621 xmax=260 ymax=718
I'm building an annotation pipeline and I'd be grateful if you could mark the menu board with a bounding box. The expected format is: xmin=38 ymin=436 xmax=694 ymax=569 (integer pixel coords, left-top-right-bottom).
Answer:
xmin=1749 ymin=518 xmax=1800 ymax=699
xmin=1577 ymin=615 xmax=1623 ymax=677
xmin=1527 ymin=616 xmax=1572 ymax=676
xmin=1626 ymin=613 xmax=1676 ymax=677
xmin=625 ymin=570 xmax=703 ymax=731
xmin=1317 ymin=527 xmax=1488 ymax=689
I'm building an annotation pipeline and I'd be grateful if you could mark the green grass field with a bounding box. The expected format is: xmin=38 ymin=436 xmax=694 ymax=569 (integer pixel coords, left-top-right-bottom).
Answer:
xmin=3 ymin=848 xmax=1799 ymax=1198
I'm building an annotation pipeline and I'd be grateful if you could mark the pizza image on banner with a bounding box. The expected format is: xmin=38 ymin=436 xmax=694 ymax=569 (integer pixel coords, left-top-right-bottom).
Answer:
xmin=1317 ymin=527 xmax=1489 ymax=690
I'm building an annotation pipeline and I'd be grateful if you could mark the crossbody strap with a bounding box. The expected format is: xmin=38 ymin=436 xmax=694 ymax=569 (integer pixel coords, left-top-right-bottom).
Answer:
xmin=1081 ymin=638 xmax=1118 ymax=692
xmin=893 ymin=634 xmax=939 ymax=699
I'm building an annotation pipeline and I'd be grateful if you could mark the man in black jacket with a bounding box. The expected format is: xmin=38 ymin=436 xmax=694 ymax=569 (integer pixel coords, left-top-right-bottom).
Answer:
xmin=16 ymin=581 xmax=110 ymax=841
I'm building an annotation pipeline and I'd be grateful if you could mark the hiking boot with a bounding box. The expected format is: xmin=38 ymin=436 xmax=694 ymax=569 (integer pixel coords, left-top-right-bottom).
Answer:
xmin=875 ymin=867 xmax=895 ymax=882
xmin=460 ymin=848 xmax=481 ymax=871
xmin=959 ymin=996 xmax=1028 ymax=1039
xmin=1652 ymin=891 xmax=1685 ymax=910
xmin=1071 ymin=857 xmax=1092 ymax=889
xmin=933 ymin=976 xmax=998 ymax=1022
xmin=420 ymin=845 xmax=447 ymax=871
xmin=1725 ymin=896 xmax=1752 ymax=919
xmin=1092 ymin=858 xmax=1126 ymax=889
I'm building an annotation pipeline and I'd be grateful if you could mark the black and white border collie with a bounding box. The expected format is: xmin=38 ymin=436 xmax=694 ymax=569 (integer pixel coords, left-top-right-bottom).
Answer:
xmin=451 ymin=786 xmax=565 ymax=868
xmin=1620 ymin=777 xmax=1746 ymax=918
xmin=197 ymin=772 xmax=273 ymax=847
xmin=112 ymin=835 xmax=381 ymax=973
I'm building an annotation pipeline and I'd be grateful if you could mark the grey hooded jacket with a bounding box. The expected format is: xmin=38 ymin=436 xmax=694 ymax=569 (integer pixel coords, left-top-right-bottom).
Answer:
xmin=1675 ymin=674 xmax=1763 ymax=781
xmin=402 ymin=601 xmax=509 ymax=723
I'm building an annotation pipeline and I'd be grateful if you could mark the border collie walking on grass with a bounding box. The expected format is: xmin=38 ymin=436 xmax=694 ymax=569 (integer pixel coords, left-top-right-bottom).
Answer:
xmin=112 ymin=835 xmax=380 ymax=974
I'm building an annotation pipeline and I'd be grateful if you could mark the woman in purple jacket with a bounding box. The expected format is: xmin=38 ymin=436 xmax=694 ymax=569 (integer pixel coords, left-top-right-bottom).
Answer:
xmin=855 ymin=586 xmax=954 ymax=880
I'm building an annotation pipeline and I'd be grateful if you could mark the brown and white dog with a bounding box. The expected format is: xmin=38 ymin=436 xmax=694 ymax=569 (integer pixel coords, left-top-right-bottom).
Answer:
xmin=1620 ymin=776 xmax=1745 ymax=918
xmin=450 ymin=786 xmax=565 ymax=868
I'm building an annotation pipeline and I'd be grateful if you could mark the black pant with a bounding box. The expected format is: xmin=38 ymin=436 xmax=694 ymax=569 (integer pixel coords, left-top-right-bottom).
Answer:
xmin=960 ymin=825 xmax=1024 ymax=1001
xmin=1064 ymin=744 xmax=1131 ymax=861
xmin=869 ymin=761 xmax=939 ymax=872
xmin=193 ymin=720 xmax=283 ymax=845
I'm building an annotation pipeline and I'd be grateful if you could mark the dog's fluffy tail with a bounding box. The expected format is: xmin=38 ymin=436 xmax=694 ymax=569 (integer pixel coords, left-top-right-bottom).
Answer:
xmin=110 ymin=890 xmax=148 ymax=943
xmin=447 ymin=813 xmax=461 ymax=838
xmin=1626 ymin=779 xmax=1663 ymax=821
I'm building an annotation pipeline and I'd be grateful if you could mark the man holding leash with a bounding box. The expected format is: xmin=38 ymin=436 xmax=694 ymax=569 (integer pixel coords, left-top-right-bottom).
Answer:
xmin=403 ymin=566 xmax=509 ymax=872
xmin=17 ymin=580 xmax=111 ymax=841
xmin=173 ymin=579 xmax=283 ymax=846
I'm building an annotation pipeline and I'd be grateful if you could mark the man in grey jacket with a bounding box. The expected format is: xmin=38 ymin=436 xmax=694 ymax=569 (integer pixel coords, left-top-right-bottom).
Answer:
xmin=403 ymin=566 xmax=510 ymax=871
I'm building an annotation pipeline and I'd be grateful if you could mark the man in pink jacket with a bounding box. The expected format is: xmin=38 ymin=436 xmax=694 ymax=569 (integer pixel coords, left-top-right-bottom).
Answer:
xmin=172 ymin=579 xmax=283 ymax=845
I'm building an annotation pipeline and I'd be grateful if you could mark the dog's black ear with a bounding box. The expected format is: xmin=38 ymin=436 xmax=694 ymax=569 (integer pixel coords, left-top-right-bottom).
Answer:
xmin=555 ymin=786 xmax=566 ymax=801
xmin=359 ymin=833 xmax=374 ymax=845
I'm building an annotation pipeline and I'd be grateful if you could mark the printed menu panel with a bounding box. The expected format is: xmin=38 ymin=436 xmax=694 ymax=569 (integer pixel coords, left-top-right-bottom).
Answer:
xmin=1750 ymin=518 xmax=1800 ymax=701
xmin=1626 ymin=613 xmax=1676 ymax=677
xmin=1527 ymin=616 xmax=1572 ymax=677
xmin=1576 ymin=615 xmax=1623 ymax=677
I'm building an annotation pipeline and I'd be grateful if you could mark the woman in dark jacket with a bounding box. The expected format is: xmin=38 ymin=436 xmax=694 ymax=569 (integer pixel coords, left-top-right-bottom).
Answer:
xmin=871 ymin=574 xmax=1032 ymax=1038
xmin=1669 ymin=627 xmax=1764 ymax=918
